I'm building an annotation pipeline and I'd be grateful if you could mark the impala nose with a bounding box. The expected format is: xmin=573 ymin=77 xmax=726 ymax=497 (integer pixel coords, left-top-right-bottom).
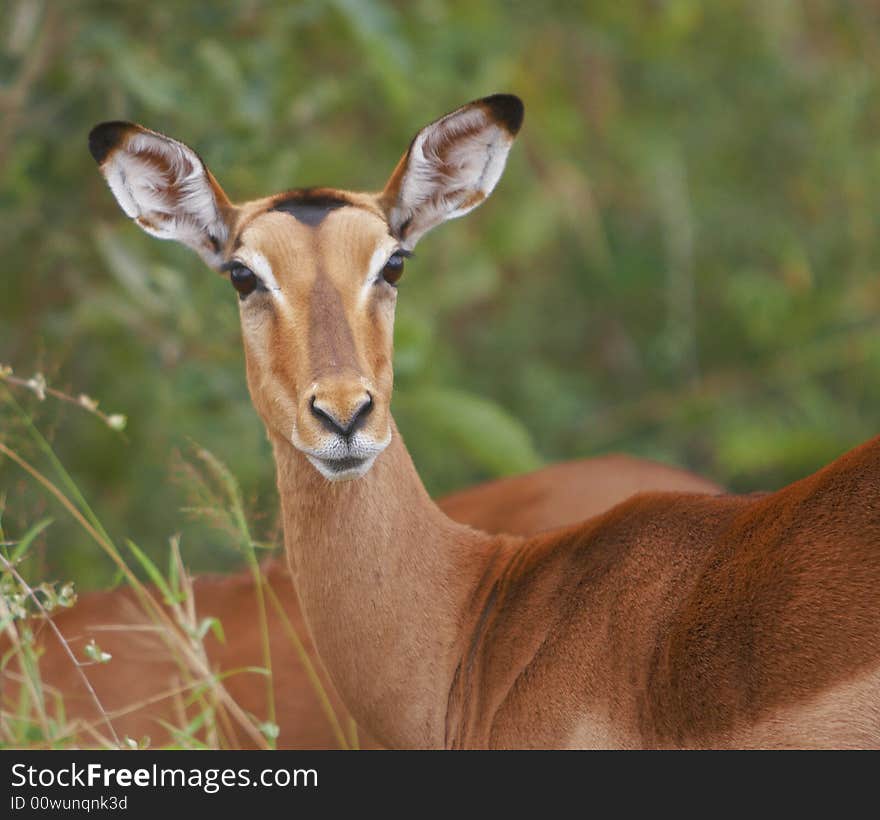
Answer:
xmin=309 ymin=392 xmax=373 ymax=438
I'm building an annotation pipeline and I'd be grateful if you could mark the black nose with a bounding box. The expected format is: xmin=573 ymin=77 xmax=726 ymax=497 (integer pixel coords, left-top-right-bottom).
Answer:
xmin=309 ymin=393 xmax=373 ymax=437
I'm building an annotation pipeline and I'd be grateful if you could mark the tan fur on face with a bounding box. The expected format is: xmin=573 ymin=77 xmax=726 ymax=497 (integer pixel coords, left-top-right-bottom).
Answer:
xmin=229 ymin=197 xmax=397 ymax=474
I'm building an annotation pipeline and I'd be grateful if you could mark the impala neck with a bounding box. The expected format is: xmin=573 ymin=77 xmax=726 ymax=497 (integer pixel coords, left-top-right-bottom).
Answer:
xmin=270 ymin=420 xmax=499 ymax=748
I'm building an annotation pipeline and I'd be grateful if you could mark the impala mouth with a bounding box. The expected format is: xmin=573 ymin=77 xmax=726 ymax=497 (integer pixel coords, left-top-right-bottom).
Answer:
xmin=306 ymin=453 xmax=377 ymax=481
xmin=293 ymin=425 xmax=391 ymax=482
xmin=320 ymin=455 xmax=367 ymax=472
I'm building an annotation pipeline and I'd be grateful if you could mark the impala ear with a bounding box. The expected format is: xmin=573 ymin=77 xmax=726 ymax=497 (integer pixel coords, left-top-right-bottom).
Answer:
xmin=379 ymin=94 xmax=523 ymax=250
xmin=89 ymin=121 xmax=234 ymax=269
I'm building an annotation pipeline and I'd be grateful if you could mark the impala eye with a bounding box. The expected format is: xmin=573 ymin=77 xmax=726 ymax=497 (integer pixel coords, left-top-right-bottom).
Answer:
xmin=227 ymin=263 xmax=263 ymax=299
xmin=381 ymin=251 xmax=406 ymax=286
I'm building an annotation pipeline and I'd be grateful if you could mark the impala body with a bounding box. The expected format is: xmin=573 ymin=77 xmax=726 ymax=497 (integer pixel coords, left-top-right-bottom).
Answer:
xmin=87 ymin=95 xmax=880 ymax=748
xmin=5 ymin=457 xmax=721 ymax=749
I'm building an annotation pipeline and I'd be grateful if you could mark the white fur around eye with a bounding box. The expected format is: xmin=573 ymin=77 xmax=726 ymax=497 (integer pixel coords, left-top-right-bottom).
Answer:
xmin=234 ymin=248 xmax=281 ymax=293
xmin=360 ymin=242 xmax=400 ymax=303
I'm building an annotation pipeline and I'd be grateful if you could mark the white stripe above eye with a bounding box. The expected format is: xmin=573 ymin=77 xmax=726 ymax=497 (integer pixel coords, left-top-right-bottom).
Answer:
xmin=234 ymin=248 xmax=281 ymax=293
xmin=359 ymin=243 xmax=399 ymax=302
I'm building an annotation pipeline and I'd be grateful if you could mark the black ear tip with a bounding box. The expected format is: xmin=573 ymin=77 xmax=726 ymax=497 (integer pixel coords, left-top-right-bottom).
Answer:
xmin=482 ymin=94 xmax=524 ymax=135
xmin=88 ymin=121 xmax=133 ymax=164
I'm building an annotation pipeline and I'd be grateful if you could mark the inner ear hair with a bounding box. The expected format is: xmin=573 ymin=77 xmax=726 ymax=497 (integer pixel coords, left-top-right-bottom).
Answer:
xmin=380 ymin=94 xmax=524 ymax=248
xmin=89 ymin=121 xmax=233 ymax=269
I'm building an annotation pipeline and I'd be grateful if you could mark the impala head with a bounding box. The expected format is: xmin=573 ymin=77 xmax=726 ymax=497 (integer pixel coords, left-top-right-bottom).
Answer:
xmin=90 ymin=95 xmax=523 ymax=480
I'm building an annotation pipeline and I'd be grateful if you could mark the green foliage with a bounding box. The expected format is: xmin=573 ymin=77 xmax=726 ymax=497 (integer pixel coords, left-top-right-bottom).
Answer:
xmin=395 ymin=387 xmax=542 ymax=488
xmin=3 ymin=1 xmax=880 ymax=587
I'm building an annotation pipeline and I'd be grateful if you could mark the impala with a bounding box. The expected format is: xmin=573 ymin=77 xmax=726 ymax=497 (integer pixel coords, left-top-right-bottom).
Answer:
xmin=89 ymin=95 xmax=880 ymax=748
xmin=4 ymin=457 xmax=721 ymax=749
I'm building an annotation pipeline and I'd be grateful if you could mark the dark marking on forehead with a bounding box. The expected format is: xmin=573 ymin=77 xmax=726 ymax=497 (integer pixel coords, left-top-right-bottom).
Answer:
xmin=271 ymin=190 xmax=351 ymax=227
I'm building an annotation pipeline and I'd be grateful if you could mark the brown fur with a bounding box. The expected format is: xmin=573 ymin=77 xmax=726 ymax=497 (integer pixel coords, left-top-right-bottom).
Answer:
xmin=0 ymin=457 xmax=719 ymax=748
xmin=271 ymin=425 xmax=880 ymax=750
xmin=446 ymin=439 xmax=880 ymax=747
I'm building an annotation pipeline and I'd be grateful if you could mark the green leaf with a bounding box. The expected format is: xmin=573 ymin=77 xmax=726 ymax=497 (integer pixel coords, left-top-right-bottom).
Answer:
xmin=394 ymin=387 xmax=542 ymax=477
xmin=125 ymin=539 xmax=176 ymax=605
xmin=9 ymin=518 xmax=52 ymax=564
xmin=194 ymin=616 xmax=225 ymax=644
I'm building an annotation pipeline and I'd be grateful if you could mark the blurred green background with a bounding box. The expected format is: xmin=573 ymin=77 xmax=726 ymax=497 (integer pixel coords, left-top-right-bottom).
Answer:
xmin=3 ymin=0 xmax=880 ymax=589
